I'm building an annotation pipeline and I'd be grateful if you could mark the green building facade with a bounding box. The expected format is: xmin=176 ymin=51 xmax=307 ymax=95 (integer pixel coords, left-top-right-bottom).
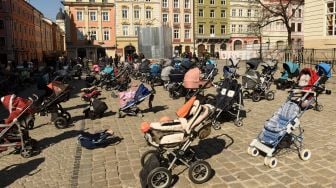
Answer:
xmin=194 ymin=0 xmax=230 ymax=57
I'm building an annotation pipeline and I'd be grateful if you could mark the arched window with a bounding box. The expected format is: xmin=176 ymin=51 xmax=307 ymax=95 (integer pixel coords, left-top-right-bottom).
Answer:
xmin=220 ymin=43 xmax=226 ymax=50
xmin=233 ymin=40 xmax=242 ymax=50
xmin=276 ymin=40 xmax=284 ymax=49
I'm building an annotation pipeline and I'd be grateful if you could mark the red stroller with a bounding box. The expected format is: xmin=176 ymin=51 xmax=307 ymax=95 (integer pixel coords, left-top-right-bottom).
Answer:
xmin=81 ymin=86 xmax=102 ymax=102
xmin=0 ymin=94 xmax=37 ymax=157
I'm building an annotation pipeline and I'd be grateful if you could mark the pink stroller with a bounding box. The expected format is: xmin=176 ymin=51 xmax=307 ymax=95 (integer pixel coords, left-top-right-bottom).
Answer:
xmin=0 ymin=94 xmax=37 ymax=157
xmin=183 ymin=67 xmax=212 ymax=100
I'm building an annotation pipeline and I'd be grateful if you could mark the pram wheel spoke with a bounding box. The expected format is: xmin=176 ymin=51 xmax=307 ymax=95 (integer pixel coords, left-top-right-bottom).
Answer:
xmin=315 ymin=104 xmax=323 ymax=112
xmin=147 ymin=167 xmax=172 ymax=188
xmin=62 ymin=112 xmax=72 ymax=122
xmin=266 ymin=91 xmax=275 ymax=101
xmin=299 ymin=149 xmax=311 ymax=161
xmin=212 ymin=121 xmax=221 ymax=130
xmin=188 ymin=160 xmax=212 ymax=184
xmin=141 ymin=150 xmax=159 ymax=167
xmin=54 ymin=117 xmax=68 ymax=129
xmin=20 ymin=148 xmax=32 ymax=158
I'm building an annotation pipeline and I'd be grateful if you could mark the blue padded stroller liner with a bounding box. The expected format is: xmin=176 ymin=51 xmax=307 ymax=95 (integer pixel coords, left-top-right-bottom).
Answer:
xmin=120 ymin=84 xmax=151 ymax=109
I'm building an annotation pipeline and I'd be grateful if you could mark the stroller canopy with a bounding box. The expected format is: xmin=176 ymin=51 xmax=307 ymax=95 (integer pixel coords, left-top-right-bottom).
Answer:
xmin=228 ymin=57 xmax=239 ymax=67
xmin=1 ymin=94 xmax=31 ymax=124
xmin=316 ymin=63 xmax=332 ymax=78
xmin=102 ymin=66 xmax=114 ymax=75
xmin=283 ymin=61 xmax=300 ymax=75
xmin=150 ymin=63 xmax=161 ymax=76
xmin=298 ymin=68 xmax=319 ymax=90
xmin=180 ymin=58 xmax=192 ymax=70
xmin=246 ymin=58 xmax=261 ymax=70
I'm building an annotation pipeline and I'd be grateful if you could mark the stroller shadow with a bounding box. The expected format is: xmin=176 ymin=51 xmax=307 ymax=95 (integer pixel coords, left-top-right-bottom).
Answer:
xmin=36 ymin=130 xmax=82 ymax=151
xmin=142 ymin=105 xmax=168 ymax=114
xmin=0 ymin=157 xmax=45 ymax=187
xmin=63 ymin=104 xmax=88 ymax=111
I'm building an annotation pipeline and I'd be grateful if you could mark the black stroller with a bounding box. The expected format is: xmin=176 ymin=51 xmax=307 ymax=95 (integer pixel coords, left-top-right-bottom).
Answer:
xmin=242 ymin=59 xmax=277 ymax=102
xmin=38 ymin=81 xmax=72 ymax=129
xmin=167 ymin=59 xmax=192 ymax=99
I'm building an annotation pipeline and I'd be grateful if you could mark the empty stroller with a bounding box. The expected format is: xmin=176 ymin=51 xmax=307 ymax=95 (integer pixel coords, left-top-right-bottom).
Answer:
xmin=167 ymin=59 xmax=192 ymax=99
xmin=118 ymin=83 xmax=155 ymax=118
xmin=242 ymin=59 xmax=277 ymax=102
xmin=207 ymin=78 xmax=245 ymax=129
xmin=38 ymin=81 xmax=72 ymax=129
xmin=148 ymin=63 xmax=163 ymax=85
xmin=248 ymin=63 xmax=332 ymax=168
xmin=275 ymin=61 xmax=300 ymax=90
xmin=81 ymin=86 xmax=102 ymax=102
xmin=184 ymin=67 xmax=213 ymax=100
xmin=140 ymin=97 xmax=214 ymax=187
xmin=0 ymin=95 xmax=37 ymax=157
xmin=223 ymin=57 xmax=240 ymax=79
xmin=161 ymin=59 xmax=174 ymax=90
xmin=202 ymin=59 xmax=218 ymax=80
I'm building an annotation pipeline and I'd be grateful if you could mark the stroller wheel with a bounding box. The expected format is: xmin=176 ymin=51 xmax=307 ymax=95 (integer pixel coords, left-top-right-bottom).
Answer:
xmin=147 ymin=167 xmax=172 ymax=188
xmin=266 ymin=157 xmax=278 ymax=168
xmin=266 ymin=91 xmax=275 ymax=101
xmin=234 ymin=119 xmax=243 ymax=127
xmin=137 ymin=112 xmax=144 ymax=117
xmin=251 ymin=92 xmax=261 ymax=102
xmin=62 ymin=112 xmax=72 ymax=122
xmin=54 ymin=117 xmax=68 ymax=129
xmin=242 ymin=91 xmax=250 ymax=99
xmin=248 ymin=147 xmax=259 ymax=157
xmin=118 ymin=111 xmax=124 ymax=118
xmin=299 ymin=149 xmax=311 ymax=161
xmin=21 ymin=148 xmax=32 ymax=158
xmin=212 ymin=121 xmax=221 ymax=130
xmin=141 ymin=150 xmax=159 ymax=167
xmin=188 ymin=160 xmax=212 ymax=184
xmin=315 ymin=104 xmax=323 ymax=112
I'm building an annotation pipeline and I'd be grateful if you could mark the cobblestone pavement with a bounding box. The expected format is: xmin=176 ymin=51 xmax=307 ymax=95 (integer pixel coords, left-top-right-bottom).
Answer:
xmin=1 ymin=61 xmax=336 ymax=188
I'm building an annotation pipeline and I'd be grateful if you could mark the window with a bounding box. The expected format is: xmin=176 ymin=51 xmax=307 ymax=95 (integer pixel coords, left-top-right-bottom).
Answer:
xmin=231 ymin=24 xmax=236 ymax=33
xmin=238 ymin=9 xmax=243 ymax=17
xmin=185 ymin=0 xmax=190 ymax=8
xmin=184 ymin=14 xmax=190 ymax=23
xmin=221 ymin=0 xmax=225 ymax=5
xmin=0 ymin=20 xmax=4 ymax=29
xmin=210 ymin=25 xmax=215 ymax=34
xmin=89 ymin=11 xmax=96 ymax=21
xmin=298 ymin=9 xmax=302 ymax=18
xmin=292 ymin=9 xmax=296 ymax=17
xmin=90 ymin=30 xmax=97 ymax=40
xmin=210 ymin=10 xmax=215 ymax=18
xmin=232 ymin=9 xmax=236 ymax=17
xmin=254 ymin=9 xmax=259 ymax=17
xmin=122 ymin=8 xmax=128 ymax=19
xmin=135 ymin=26 xmax=139 ymax=36
xmin=134 ymin=9 xmax=140 ymax=19
xmin=199 ymin=9 xmax=203 ymax=17
xmin=210 ymin=0 xmax=215 ymax=4
xmin=221 ymin=25 xmax=226 ymax=34
xmin=162 ymin=13 xmax=168 ymax=23
xmin=145 ymin=8 xmax=152 ymax=19
xmin=291 ymin=22 xmax=295 ymax=32
xmin=89 ymin=0 xmax=95 ymax=3
xmin=103 ymin=30 xmax=110 ymax=40
xmin=174 ymin=29 xmax=179 ymax=39
xmin=199 ymin=24 xmax=204 ymax=34
xmin=102 ymin=12 xmax=109 ymax=21
xmin=238 ymin=24 xmax=243 ymax=33
xmin=247 ymin=9 xmax=251 ymax=17
xmin=102 ymin=0 xmax=108 ymax=3
xmin=77 ymin=28 xmax=85 ymax=40
xmin=185 ymin=29 xmax=190 ymax=39
xmin=297 ymin=23 xmax=302 ymax=32
xmin=221 ymin=10 xmax=226 ymax=17
xmin=0 ymin=37 xmax=5 ymax=46
xmin=247 ymin=25 xmax=252 ymax=32
xmin=174 ymin=14 xmax=179 ymax=23
xmin=122 ymin=25 xmax=128 ymax=36
xmin=199 ymin=0 xmax=203 ymax=4
xmin=146 ymin=0 xmax=151 ymax=2
xmin=173 ymin=0 xmax=179 ymax=8
xmin=162 ymin=0 xmax=168 ymax=8
xmin=77 ymin=11 xmax=83 ymax=21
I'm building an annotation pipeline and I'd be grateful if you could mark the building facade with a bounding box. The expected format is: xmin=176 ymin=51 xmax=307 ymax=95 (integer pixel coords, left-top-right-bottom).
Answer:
xmin=194 ymin=0 xmax=230 ymax=57
xmin=62 ymin=0 xmax=116 ymax=61
xmin=227 ymin=0 xmax=260 ymax=51
xmin=304 ymin=0 xmax=336 ymax=48
xmin=115 ymin=0 xmax=161 ymax=61
xmin=161 ymin=0 xmax=193 ymax=56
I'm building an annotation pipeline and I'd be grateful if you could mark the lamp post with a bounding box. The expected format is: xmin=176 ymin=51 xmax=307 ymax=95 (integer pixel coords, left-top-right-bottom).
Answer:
xmin=87 ymin=31 xmax=95 ymax=62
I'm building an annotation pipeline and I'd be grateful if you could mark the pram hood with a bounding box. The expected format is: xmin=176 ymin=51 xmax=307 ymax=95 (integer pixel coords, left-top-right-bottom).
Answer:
xmin=161 ymin=65 xmax=174 ymax=80
xmin=102 ymin=66 xmax=114 ymax=75
xmin=1 ymin=94 xmax=32 ymax=124
xmin=150 ymin=63 xmax=161 ymax=75
xmin=183 ymin=67 xmax=209 ymax=89
xmin=316 ymin=63 xmax=332 ymax=78
xmin=280 ymin=61 xmax=300 ymax=80
xmin=47 ymin=81 xmax=70 ymax=96
xmin=298 ymin=68 xmax=319 ymax=90
xmin=246 ymin=58 xmax=261 ymax=70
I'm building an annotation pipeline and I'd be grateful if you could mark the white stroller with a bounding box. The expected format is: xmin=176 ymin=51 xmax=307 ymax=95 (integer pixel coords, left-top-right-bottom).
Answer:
xmin=247 ymin=63 xmax=332 ymax=168
xmin=140 ymin=97 xmax=214 ymax=187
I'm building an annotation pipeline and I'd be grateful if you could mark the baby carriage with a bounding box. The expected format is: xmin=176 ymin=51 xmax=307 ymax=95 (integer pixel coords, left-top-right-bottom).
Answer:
xmin=248 ymin=63 xmax=332 ymax=168
xmin=139 ymin=59 xmax=151 ymax=82
xmin=81 ymin=86 xmax=102 ymax=102
xmin=223 ymin=57 xmax=240 ymax=79
xmin=139 ymin=97 xmax=214 ymax=187
xmin=167 ymin=59 xmax=192 ymax=99
xmin=70 ymin=63 xmax=82 ymax=79
xmin=275 ymin=61 xmax=300 ymax=90
xmin=0 ymin=94 xmax=37 ymax=157
xmin=242 ymin=59 xmax=277 ymax=102
xmin=160 ymin=60 xmax=174 ymax=90
xmin=183 ymin=67 xmax=213 ymax=100
xmin=202 ymin=59 xmax=218 ymax=80
xmin=38 ymin=81 xmax=72 ymax=129
xmin=118 ymin=83 xmax=155 ymax=118
xmin=207 ymin=78 xmax=245 ymax=129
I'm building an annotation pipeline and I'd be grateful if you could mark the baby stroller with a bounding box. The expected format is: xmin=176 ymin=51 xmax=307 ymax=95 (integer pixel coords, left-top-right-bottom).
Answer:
xmin=38 ymin=81 xmax=72 ymax=129
xmin=275 ymin=61 xmax=300 ymax=90
xmin=81 ymin=86 xmax=102 ymax=102
xmin=148 ymin=63 xmax=163 ymax=86
xmin=83 ymin=98 xmax=108 ymax=120
xmin=184 ymin=67 xmax=213 ymax=100
xmin=118 ymin=83 xmax=155 ymax=118
xmin=242 ymin=59 xmax=276 ymax=102
xmin=0 ymin=95 xmax=37 ymax=157
xmin=139 ymin=97 xmax=214 ymax=187
xmin=202 ymin=59 xmax=218 ymax=80
xmin=207 ymin=78 xmax=245 ymax=129
xmin=223 ymin=57 xmax=240 ymax=79
xmin=160 ymin=60 xmax=174 ymax=90
xmin=70 ymin=63 xmax=83 ymax=80
xmin=139 ymin=59 xmax=151 ymax=83
xmin=167 ymin=59 xmax=192 ymax=99
xmin=247 ymin=63 xmax=332 ymax=168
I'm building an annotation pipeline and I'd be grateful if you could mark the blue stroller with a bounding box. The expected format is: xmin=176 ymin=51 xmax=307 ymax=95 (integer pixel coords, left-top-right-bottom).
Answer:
xmin=276 ymin=61 xmax=300 ymax=90
xmin=118 ymin=84 xmax=155 ymax=118
xmin=248 ymin=63 xmax=332 ymax=168
xmin=223 ymin=57 xmax=240 ymax=79
xmin=148 ymin=63 xmax=163 ymax=85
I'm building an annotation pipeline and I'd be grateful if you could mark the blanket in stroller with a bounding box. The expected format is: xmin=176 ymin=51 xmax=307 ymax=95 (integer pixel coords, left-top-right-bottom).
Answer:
xmin=259 ymin=101 xmax=300 ymax=146
xmin=1 ymin=95 xmax=32 ymax=124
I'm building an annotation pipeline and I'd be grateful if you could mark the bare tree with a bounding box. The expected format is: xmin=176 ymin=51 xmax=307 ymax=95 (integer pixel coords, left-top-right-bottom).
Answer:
xmin=256 ymin=0 xmax=304 ymax=50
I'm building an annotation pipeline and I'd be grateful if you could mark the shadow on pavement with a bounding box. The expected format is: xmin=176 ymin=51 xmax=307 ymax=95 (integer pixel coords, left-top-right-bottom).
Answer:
xmin=36 ymin=130 xmax=82 ymax=151
xmin=63 ymin=104 xmax=88 ymax=111
xmin=142 ymin=105 xmax=169 ymax=114
xmin=0 ymin=157 xmax=45 ymax=187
